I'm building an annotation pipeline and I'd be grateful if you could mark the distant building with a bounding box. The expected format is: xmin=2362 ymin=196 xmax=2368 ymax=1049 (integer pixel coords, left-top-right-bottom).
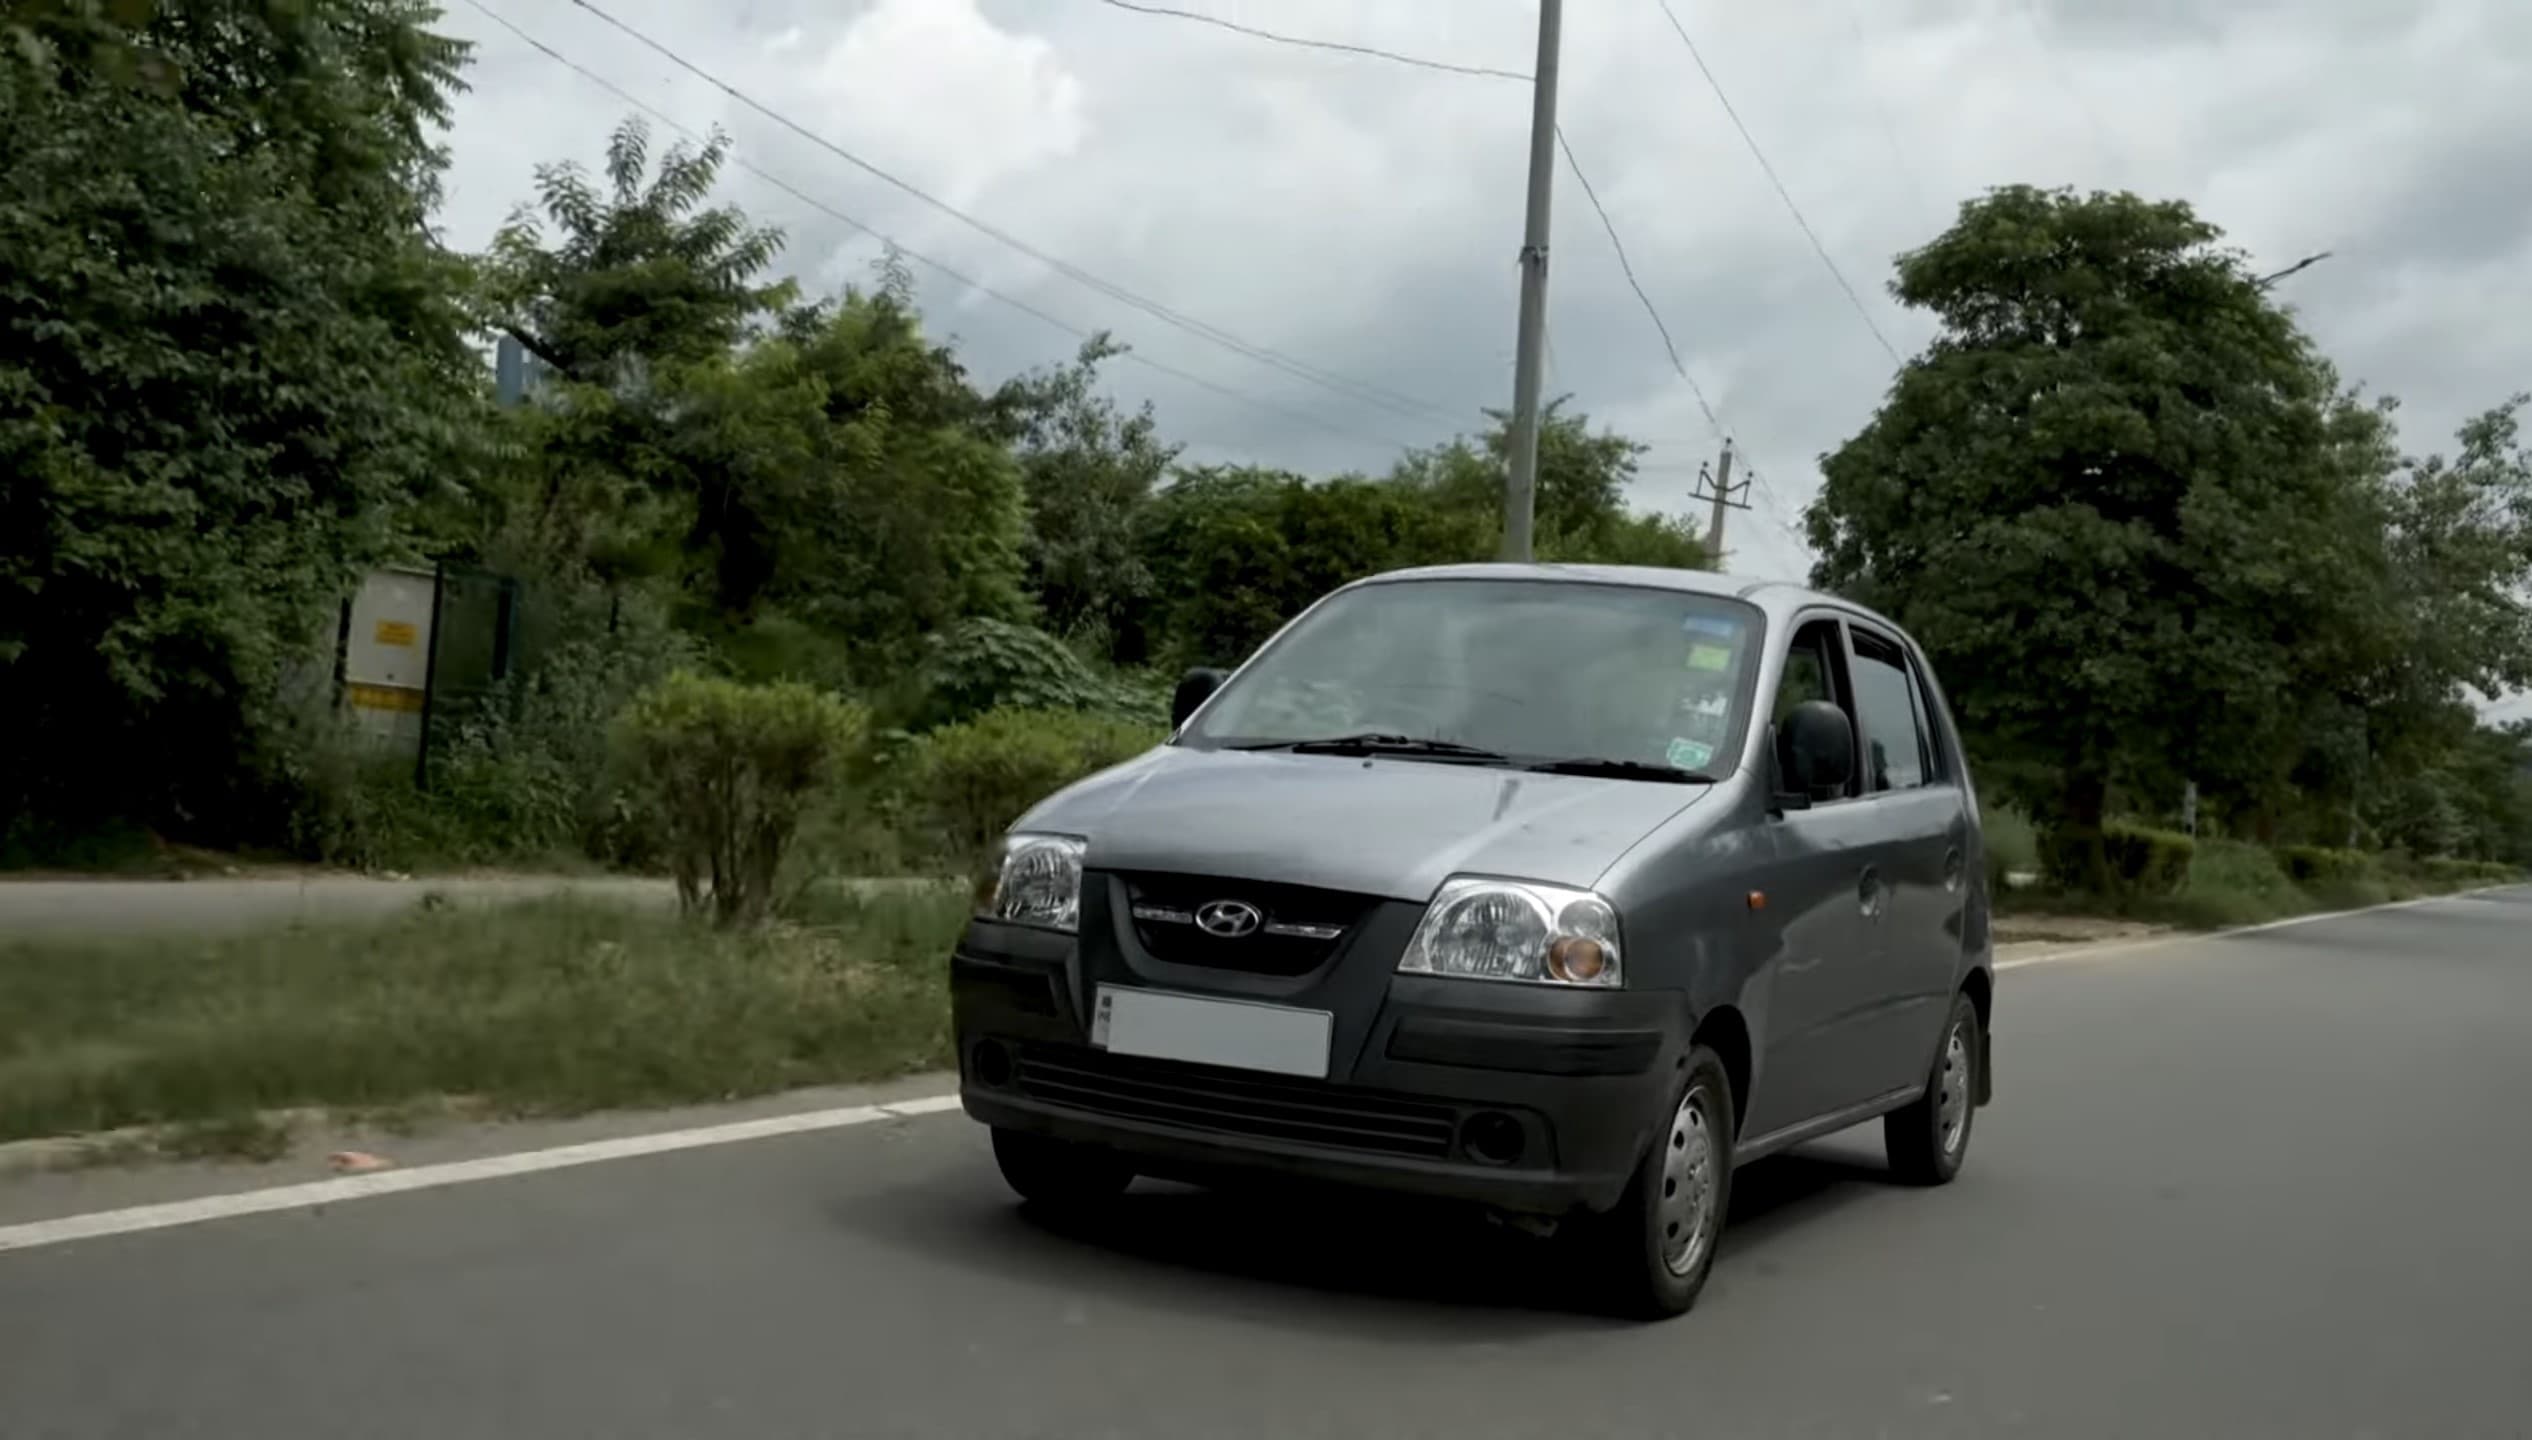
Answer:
xmin=494 ymin=333 xmax=552 ymax=406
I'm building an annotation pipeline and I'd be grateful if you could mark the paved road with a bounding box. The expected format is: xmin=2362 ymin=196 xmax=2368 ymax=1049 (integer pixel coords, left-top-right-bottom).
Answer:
xmin=4 ymin=891 xmax=2530 ymax=1438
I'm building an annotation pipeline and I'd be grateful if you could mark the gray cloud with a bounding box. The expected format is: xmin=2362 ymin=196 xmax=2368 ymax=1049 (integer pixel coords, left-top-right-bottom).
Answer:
xmin=434 ymin=0 xmax=2532 ymax=650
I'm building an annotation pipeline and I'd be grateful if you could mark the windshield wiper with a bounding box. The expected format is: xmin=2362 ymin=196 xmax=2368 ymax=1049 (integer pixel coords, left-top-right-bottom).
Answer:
xmin=1233 ymin=732 xmax=1511 ymax=762
xmin=1527 ymin=756 xmax=1714 ymax=784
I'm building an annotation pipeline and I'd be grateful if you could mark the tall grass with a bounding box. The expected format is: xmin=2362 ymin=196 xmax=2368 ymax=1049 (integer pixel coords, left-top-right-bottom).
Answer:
xmin=0 ymin=890 xmax=969 ymax=1146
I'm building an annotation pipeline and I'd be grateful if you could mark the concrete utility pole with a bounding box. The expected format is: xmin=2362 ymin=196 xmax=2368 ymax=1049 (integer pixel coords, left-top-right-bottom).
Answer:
xmin=1500 ymin=0 xmax=1563 ymax=563
xmin=1704 ymin=437 xmax=1736 ymax=563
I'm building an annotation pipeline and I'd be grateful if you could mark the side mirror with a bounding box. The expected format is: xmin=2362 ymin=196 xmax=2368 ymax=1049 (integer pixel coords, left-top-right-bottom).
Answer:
xmin=1776 ymin=700 xmax=1855 ymax=804
xmin=1171 ymin=667 xmax=1228 ymax=730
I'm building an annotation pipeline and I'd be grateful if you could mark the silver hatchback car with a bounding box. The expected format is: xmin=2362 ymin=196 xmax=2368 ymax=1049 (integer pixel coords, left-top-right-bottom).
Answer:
xmin=952 ymin=564 xmax=1994 ymax=1316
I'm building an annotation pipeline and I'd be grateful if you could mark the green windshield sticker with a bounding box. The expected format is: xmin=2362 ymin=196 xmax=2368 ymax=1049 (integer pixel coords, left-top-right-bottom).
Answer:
xmin=1686 ymin=642 xmax=1734 ymax=672
xmin=1667 ymin=737 xmax=1715 ymax=771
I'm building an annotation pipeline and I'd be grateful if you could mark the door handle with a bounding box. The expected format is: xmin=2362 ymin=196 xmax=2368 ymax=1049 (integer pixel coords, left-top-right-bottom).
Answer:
xmin=1942 ymin=848 xmax=1966 ymax=894
xmin=1857 ymin=866 xmax=1885 ymax=919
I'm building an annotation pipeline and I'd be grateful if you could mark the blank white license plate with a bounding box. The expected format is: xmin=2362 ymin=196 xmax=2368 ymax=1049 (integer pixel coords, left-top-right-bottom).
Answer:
xmin=1091 ymin=986 xmax=1333 ymax=1079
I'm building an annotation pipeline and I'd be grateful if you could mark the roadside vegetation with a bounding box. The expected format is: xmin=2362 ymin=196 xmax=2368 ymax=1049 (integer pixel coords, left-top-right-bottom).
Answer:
xmin=1989 ymin=803 xmax=2518 ymax=932
xmin=0 ymin=889 xmax=968 ymax=1155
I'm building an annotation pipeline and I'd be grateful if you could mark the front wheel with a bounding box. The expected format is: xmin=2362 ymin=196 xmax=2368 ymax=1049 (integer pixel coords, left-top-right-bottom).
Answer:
xmin=991 ymin=1128 xmax=1134 ymax=1209
xmin=1885 ymin=992 xmax=1981 ymax=1185
xmin=1580 ymin=1046 xmax=1736 ymax=1319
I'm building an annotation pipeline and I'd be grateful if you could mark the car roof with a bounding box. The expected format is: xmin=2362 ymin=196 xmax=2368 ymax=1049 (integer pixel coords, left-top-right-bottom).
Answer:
xmin=1348 ymin=562 xmax=1901 ymax=633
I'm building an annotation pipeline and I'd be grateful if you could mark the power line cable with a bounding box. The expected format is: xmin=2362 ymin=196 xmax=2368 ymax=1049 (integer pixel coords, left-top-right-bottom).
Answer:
xmin=1072 ymin=0 xmax=1744 ymax=451
xmin=1648 ymin=0 xmax=1903 ymax=367
xmin=1064 ymin=0 xmax=1817 ymax=562
xmin=461 ymin=0 xmax=1416 ymax=451
xmin=560 ymin=0 xmax=1470 ymax=429
xmin=1093 ymin=0 xmax=1529 ymax=81
xmin=1553 ymin=127 xmax=1723 ymax=438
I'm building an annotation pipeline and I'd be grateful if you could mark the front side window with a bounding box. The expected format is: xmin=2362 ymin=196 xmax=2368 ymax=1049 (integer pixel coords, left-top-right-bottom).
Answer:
xmin=1180 ymin=579 xmax=1764 ymax=774
xmin=1849 ymin=629 xmax=1932 ymax=792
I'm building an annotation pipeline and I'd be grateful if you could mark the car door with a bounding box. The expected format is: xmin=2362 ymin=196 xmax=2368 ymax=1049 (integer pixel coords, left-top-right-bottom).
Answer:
xmin=1743 ymin=614 xmax=1887 ymax=1139
xmin=1842 ymin=621 xmax=1970 ymax=1098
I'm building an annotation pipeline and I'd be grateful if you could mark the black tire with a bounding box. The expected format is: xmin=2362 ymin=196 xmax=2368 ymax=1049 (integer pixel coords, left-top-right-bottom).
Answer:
xmin=991 ymin=1128 xmax=1134 ymax=1209
xmin=1580 ymin=1045 xmax=1737 ymax=1320
xmin=1885 ymin=991 xmax=1981 ymax=1186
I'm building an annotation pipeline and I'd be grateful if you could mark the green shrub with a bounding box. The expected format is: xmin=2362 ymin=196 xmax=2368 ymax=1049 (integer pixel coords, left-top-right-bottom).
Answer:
xmin=1980 ymin=800 xmax=2037 ymax=897
xmin=893 ymin=707 xmax=1162 ymax=874
xmin=909 ymin=618 xmax=1168 ymax=730
xmin=2275 ymin=845 xmax=2376 ymax=887
xmin=2410 ymin=856 xmax=2523 ymax=889
xmin=2157 ymin=839 xmax=2304 ymax=927
xmin=2273 ymin=845 xmax=2389 ymax=908
xmin=2040 ymin=821 xmax=2194 ymax=898
xmin=613 ymin=673 xmax=868 ymax=926
xmin=285 ymin=588 xmax=699 ymax=872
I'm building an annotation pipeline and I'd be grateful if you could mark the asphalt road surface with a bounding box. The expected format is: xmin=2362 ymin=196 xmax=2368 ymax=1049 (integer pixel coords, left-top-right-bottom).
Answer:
xmin=5 ymin=890 xmax=2530 ymax=1438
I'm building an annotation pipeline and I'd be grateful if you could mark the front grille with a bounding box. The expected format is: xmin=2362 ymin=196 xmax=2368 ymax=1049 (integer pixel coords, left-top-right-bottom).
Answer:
xmin=1117 ymin=872 xmax=1374 ymax=975
xmin=1011 ymin=1044 xmax=1457 ymax=1159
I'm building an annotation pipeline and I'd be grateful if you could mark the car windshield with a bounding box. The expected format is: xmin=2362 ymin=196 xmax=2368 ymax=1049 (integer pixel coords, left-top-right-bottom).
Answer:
xmin=1179 ymin=577 xmax=1763 ymax=774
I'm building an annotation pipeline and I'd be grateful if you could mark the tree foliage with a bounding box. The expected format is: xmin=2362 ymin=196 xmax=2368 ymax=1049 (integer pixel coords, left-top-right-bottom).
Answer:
xmin=1811 ymin=185 xmax=2532 ymax=863
xmin=0 ymin=0 xmax=480 ymax=836
xmin=29 ymin=19 xmax=2508 ymax=883
xmin=1001 ymin=336 xmax=1178 ymax=657
xmin=486 ymin=118 xmax=790 ymax=383
xmin=1810 ymin=186 xmax=2401 ymax=829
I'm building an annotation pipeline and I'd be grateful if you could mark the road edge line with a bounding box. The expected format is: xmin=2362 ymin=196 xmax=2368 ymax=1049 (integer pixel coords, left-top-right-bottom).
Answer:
xmin=0 ymin=1098 xmax=962 ymax=1256
xmin=1994 ymin=883 xmax=2518 ymax=972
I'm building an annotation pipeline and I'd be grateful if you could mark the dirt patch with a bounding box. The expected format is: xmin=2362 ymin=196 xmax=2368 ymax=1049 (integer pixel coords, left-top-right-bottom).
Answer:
xmin=1992 ymin=913 xmax=2167 ymax=947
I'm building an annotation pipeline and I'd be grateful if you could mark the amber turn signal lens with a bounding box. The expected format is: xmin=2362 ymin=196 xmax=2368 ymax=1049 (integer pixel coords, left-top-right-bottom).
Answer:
xmin=1546 ymin=936 xmax=1608 ymax=983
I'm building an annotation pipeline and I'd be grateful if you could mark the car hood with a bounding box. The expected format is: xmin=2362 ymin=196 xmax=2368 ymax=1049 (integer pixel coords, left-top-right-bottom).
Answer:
xmin=1015 ymin=746 xmax=1716 ymax=901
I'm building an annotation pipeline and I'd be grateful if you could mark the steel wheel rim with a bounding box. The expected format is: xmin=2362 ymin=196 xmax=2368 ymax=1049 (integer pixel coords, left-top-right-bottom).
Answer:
xmin=1659 ymin=1084 xmax=1720 ymax=1276
xmin=1938 ymin=1024 xmax=1971 ymax=1157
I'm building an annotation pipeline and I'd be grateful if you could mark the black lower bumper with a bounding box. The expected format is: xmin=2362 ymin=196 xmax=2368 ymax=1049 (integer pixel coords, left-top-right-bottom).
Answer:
xmin=953 ymin=930 xmax=1688 ymax=1216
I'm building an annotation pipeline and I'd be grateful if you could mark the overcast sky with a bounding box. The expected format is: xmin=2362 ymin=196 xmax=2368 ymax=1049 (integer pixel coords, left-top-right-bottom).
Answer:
xmin=431 ymin=0 xmax=2532 ymax=717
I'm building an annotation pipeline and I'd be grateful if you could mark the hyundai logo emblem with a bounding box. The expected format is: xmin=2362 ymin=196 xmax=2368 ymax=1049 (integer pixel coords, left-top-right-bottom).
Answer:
xmin=1194 ymin=899 xmax=1264 ymax=938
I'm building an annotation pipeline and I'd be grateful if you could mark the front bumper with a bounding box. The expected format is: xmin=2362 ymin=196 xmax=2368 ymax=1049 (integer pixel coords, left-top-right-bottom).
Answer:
xmin=952 ymin=917 xmax=1689 ymax=1216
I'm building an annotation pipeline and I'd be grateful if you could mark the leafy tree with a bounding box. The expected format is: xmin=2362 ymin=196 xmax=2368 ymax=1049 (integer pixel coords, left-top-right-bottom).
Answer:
xmin=1808 ymin=186 xmax=2398 ymax=834
xmin=485 ymin=117 xmax=789 ymax=384
xmin=485 ymin=131 xmax=1024 ymax=676
xmin=0 ymin=0 xmax=481 ymax=840
xmin=1390 ymin=400 xmax=1687 ymax=558
xmin=999 ymin=336 xmax=1179 ymax=659
xmin=1136 ymin=466 xmax=1482 ymax=666
xmin=664 ymin=288 xmax=1030 ymax=670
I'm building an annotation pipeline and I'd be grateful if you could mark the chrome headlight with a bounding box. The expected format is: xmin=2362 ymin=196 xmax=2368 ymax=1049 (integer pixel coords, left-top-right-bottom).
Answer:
xmin=1398 ymin=877 xmax=1623 ymax=987
xmin=984 ymin=834 xmax=1086 ymax=932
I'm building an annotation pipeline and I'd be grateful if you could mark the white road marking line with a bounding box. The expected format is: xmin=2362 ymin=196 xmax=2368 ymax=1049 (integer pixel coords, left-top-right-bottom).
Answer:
xmin=877 ymin=1094 xmax=966 ymax=1117
xmin=0 ymin=1098 xmax=958 ymax=1256
xmin=1995 ymin=885 xmax=2519 ymax=972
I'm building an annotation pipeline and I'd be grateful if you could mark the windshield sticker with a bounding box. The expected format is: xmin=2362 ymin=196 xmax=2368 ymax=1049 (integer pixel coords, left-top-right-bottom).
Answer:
xmin=1667 ymin=737 xmax=1715 ymax=771
xmin=1682 ymin=615 xmax=1739 ymax=638
xmin=1686 ymin=642 xmax=1735 ymax=672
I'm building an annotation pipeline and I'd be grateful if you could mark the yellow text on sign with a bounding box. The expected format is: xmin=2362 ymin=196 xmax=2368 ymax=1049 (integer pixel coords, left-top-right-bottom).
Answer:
xmin=345 ymin=683 xmax=425 ymax=714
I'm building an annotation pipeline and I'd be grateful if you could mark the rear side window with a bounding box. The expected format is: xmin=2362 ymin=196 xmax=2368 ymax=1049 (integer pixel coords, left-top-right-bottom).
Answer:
xmin=1849 ymin=629 xmax=1932 ymax=792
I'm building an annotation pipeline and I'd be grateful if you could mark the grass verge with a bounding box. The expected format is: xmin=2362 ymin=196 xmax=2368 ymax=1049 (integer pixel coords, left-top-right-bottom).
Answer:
xmin=2000 ymin=836 xmax=2520 ymax=931
xmin=0 ymin=889 xmax=968 ymax=1153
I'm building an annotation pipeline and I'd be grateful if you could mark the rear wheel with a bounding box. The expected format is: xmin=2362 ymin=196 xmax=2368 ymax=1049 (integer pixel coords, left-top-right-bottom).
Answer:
xmin=1885 ymin=992 xmax=1980 ymax=1186
xmin=991 ymin=1128 xmax=1134 ymax=1208
xmin=1582 ymin=1045 xmax=1735 ymax=1319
